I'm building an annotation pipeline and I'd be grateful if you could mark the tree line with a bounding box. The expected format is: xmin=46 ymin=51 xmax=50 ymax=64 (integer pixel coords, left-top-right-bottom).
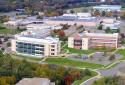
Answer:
xmin=0 ymin=50 xmax=92 ymax=85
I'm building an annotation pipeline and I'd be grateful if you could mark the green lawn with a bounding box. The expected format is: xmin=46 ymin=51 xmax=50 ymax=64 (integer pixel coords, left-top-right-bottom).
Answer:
xmin=63 ymin=46 xmax=95 ymax=55
xmin=12 ymin=54 xmax=42 ymax=62
xmin=73 ymin=71 xmax=97 ymax=85
xmin=45 ymin=58 xmax=104 ymax=69
xmin=0 ymin=23 xmax=4 ymax=27
xmin=62 ymin=45 xmax=115 ymax=56
xmin=116 ymin=49 xmax=125 ymax=58
xmin=0 ymin=23 xmax=26 ymax=34
xmin=0 ymin=28 xmax=25 ymax=34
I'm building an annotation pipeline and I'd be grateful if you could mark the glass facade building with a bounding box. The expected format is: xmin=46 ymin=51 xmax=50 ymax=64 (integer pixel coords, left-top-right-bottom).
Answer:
xmin=16 ymin=42 xmax=45 ymax=56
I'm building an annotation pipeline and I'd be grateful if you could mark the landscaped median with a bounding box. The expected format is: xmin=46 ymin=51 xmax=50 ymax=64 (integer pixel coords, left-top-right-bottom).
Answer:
xmin=62 ymin=45 xmax=95 ymax=56
xmin=44 ymin=58 xmax=104 ymax=69
xmin=116 ymin=49 xmax=125 ymax=58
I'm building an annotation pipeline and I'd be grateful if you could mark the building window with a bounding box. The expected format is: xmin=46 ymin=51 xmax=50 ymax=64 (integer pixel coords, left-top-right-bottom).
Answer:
xmin=51 ymin=45 xmax=55 ymax=48
xmin=40 ymin=45 xmax=44 ymax=47
xmin=51 ymin=49 xmax=55 ymax=51
xmin=51 ymin=53 xmax=55 ymax=55
xmin=74 ymin=40 xmax=82 ymax=46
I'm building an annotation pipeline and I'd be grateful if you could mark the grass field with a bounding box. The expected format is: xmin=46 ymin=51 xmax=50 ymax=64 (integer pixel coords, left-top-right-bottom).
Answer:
xmin=116 ymin=49 xmax=125 ymax=58
xmin=0 ymin=23 xmax=25 ymax=34
xmin=12 ymin=54 xmax=42 ymax=62
xmin=0 ymin=28 xmax=24 ymax=34
xmin=63 ymin=45 xmax=95 ymax=56
xmin=45 ymin=58 xmax=104 ymax=69
xmin=0 ymin=25 xmax=26 ymax=34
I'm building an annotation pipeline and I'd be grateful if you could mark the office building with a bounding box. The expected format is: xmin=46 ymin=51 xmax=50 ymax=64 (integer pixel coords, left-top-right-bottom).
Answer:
xmin=68 ymin=32 xmax=119 ymax=50
xmin=11 ymin=28 xmax=61 ymax=57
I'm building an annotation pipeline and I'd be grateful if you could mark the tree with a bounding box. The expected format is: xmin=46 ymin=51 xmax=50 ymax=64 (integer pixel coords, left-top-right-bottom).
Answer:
xmin=25 ymin=7 xmax=33 ymax=16
xmin=97 ymin=25 xmax=103 ymax=30
xmin=109 ymin=54 xmax=115 ymax=61
xmin=6 ymin=42 xmax=11 ymax=47
xmin=106 ymin=11 xmax=113 ymax=17
xmin=58 ymin=30 xmax=66 ymax=40
xmin=101 ymin=11 xmax=106 ymax=16
xmin=84 ymin=69 xmax=92 ymax=76
xmin=120 ymin=33 xmax=125 ymax=39
xmin=37 ymin=15 xmax=43 ymax=19
xmin=105 ymin=27 xmax=110 ymax=33
xmin=16 ymin=60 xmax=34 ymax=80
xmin=64 ymin=75 xmax=73 ymax=85
xmin=0 ymin=76 xmax=16 ymax=85
xmin=120 ymin=11 xmax=125 ymax=20
xmin=70 ymin=10 xmax=75 ymax=14
xmin=0 ymin=50 xmax=4 ymax=58
xmin=89 ymin=55 xmax=93 ymax=60
xmin=103 ymin=51 xmax=107 ymax=56
xmin=61 ymin=24 xmax=70 ymax=30
xmin=93 ymin=10 xmax=100 ymax=16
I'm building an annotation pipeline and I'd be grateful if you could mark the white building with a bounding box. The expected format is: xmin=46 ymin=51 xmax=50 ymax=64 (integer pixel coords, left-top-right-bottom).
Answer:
xmin=16 ymin=78 xmax=55 ymax=85
xmin=4 ymin=20 xmax=22 ymax=26
xmin=4 ymin=18 xmax=43 ymax=26
xmin=62 ymin=13 xmax=91 ymax=18
xmin=26 ymin=24 xmax=63 ymax=30
xmin=43 ymin=13 xmax=99 ymax=27
xmin=11 ymin=28 xmax=61 ymax=58
xmin=101 ymin=18 xmax=121 ymax=30
xmin=68 ymin=32 xmax=119 ymax=50
xmin=93 ymin=5 xmax=121 ymax=11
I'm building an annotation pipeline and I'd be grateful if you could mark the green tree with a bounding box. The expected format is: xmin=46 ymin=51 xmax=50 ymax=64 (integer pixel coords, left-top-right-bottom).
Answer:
xmin=105 ymin=27 xmax=110 ymax=33
xmin=16 ymin=60 xmax=34 ymax=80
xmin=7 ymin=42 xmax=11 ymax=47
xmin=70 ymin=10 xmax=75 ymax=14
xmin=84 ymin=69 xmax=92 ymax=76
xmin=102 ymin=11 xmax=106 ymax=16
xmin=97 ymin=25 xmax=103 ymax=30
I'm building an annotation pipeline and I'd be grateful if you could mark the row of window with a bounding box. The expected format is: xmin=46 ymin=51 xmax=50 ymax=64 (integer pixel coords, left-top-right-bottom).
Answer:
xmin=17 ymin=42 xmax=44 ymax=47
xmin=16 ymin=48 xmax=44 ymax=55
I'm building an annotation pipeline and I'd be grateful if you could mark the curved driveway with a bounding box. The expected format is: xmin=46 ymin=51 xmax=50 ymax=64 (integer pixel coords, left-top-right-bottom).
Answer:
xmin=82 ymin=60 xmax=125 ymax=85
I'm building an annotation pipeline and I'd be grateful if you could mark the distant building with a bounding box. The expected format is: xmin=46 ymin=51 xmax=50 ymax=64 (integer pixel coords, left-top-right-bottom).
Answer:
xmin=43 ymin=13 xmax=101 ymax=27
xmin=4 ymin=16 xmax=43 ymax=26
xmin=16 ymin=78 xmax=55 ymax=85
xmin=93 ymin=5 xmax=121 ymax=12
xmin=68 ymin=32 xmax=119 ymax=50
xmin=11 ymin=27 xmax=61 ymax=57
xmin=26 ymin=24 xmax=63 ymax=30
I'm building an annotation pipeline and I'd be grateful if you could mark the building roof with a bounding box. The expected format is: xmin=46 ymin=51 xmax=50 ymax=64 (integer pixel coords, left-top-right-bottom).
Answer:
xmin=44 ymin=16 xmax=99 ymax=22
xmin=16 ymin=78 xmax=55 ymax=85
xmin=15 ymin=28 xmax=59 ymax=44
xmin=71 ymin=31 xmax=119 ymax=38
xmin=26 ymin=24 xmax=63 ymax=30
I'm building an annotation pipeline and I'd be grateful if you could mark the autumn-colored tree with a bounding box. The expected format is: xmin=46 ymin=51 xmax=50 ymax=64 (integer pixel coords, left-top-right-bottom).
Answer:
xmin=64 ymin=75 xmax=73 ymax=85
xmin=58 ymin=30 xmax=65 ymax=38
xmin=106 ymin=11 xmax=113 ymax=17
xmin=60 ymin=24 xmax=70 ymax=30
xmin=120 ymin=11 xmax=125 ymax=20
xmin=93 ymin=10 xmax=100 ymax=16
xmin=69 ymin=69 xmax=81 ymax=80
xmin=0 ymin=76 xmax=16 ymax=85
